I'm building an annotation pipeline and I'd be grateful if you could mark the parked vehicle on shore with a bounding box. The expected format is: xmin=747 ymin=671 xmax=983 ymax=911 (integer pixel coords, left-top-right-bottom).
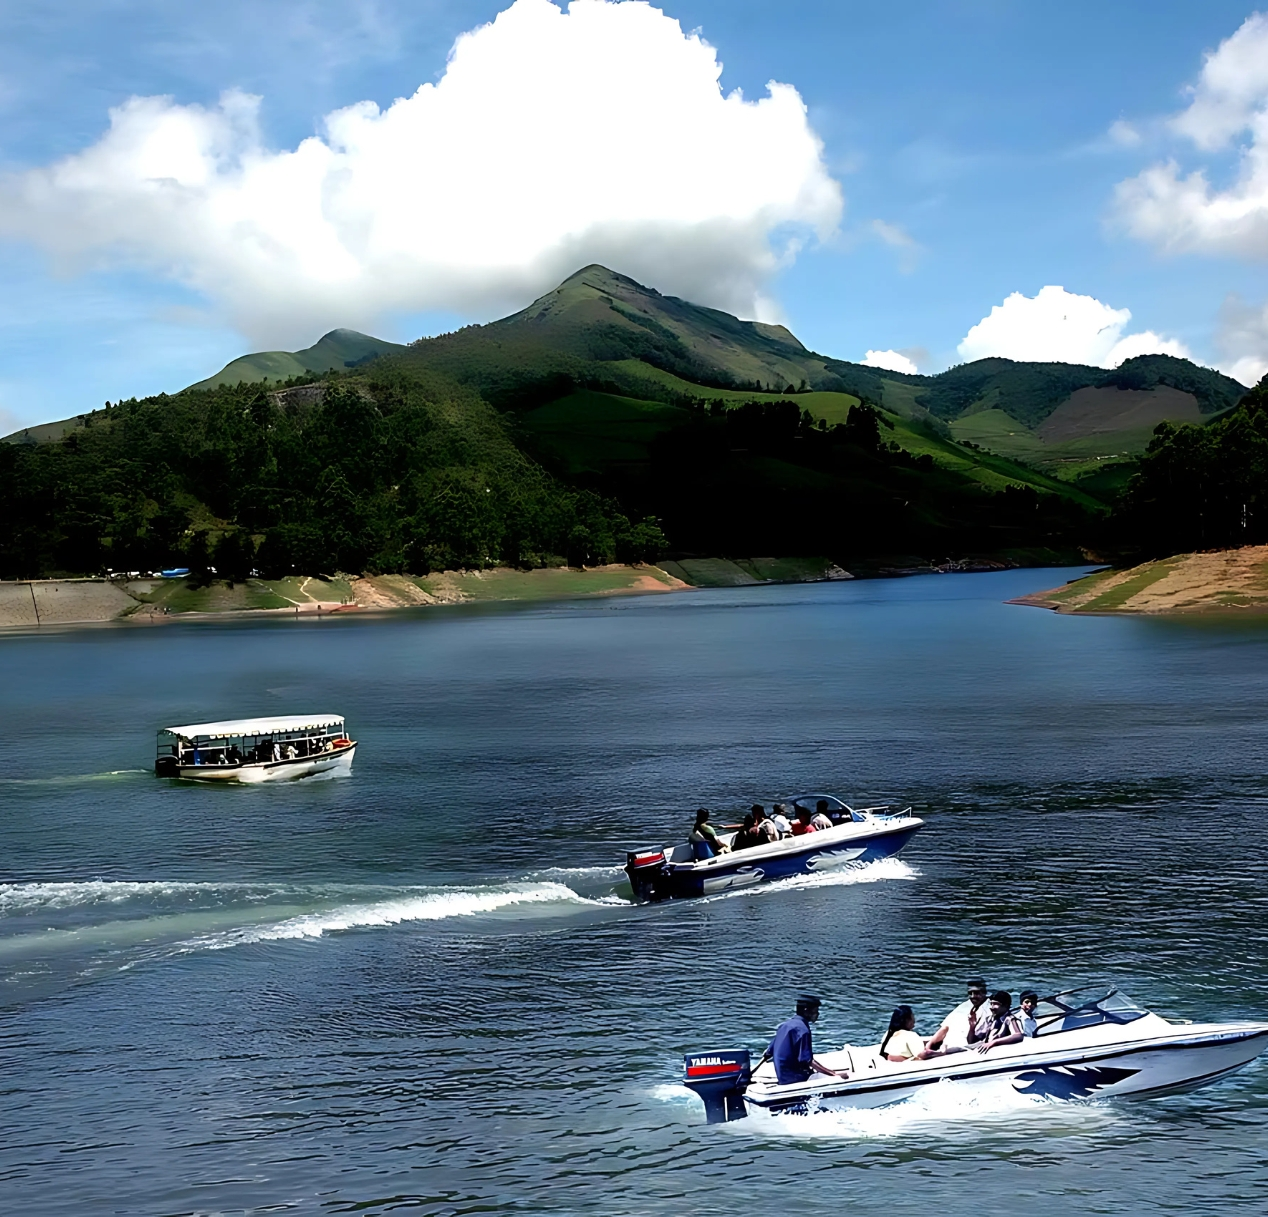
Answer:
xmin=154 ymin=714 xmax=355 ymax=782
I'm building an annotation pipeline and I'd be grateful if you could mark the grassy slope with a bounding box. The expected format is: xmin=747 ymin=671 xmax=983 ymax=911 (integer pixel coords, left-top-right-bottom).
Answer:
xmin=189 ymin=330 xmax=406 ymax=391
xmin=517 ymin=382 xmax=1106 ymax=510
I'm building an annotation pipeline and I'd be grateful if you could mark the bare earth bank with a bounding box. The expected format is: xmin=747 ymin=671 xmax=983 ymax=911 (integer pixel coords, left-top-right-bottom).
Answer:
xmin=1013 ymin=544 xmax=1268 ymax=615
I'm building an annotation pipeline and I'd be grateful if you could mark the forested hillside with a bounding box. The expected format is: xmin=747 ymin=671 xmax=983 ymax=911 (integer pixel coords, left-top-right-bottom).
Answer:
xmin=8 ymin=264 xmax=1255 ymax=582
xmin=1113 ymin=379 xmax=1268 ymax=558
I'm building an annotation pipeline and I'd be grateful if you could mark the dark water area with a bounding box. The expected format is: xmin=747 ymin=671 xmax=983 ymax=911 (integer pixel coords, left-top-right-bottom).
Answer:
xmin=2 ymin=570 xmax=1267 ymax=1216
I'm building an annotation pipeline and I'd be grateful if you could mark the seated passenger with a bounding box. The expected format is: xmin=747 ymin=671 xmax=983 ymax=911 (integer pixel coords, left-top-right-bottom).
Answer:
xmin=975 ymin=991 xmax=1026 ymax=1053
xmin=731 ymin=812 xmax=763 ymax=851
xmin=879 ymin=1005 xmax=925 ymax=1062
xmin=811 ymin=800 xmax=834 ymax=830
xmin=688 ymin=809 xmax=730 ymax=859
xmin=226 ymin=745 xmax=243 ymax=765
xmin=751 ymin=805 xmax=780 ymax=844
xmin=769 ymin=805 xmax=793 ymax=838
xmin=1017 ymin=990 xmax=1039 ymax=1037
xmin=920 ymin=978 xmax=991 ymax=1057
xmin=790 ymin=805 xmax=817 ymax=835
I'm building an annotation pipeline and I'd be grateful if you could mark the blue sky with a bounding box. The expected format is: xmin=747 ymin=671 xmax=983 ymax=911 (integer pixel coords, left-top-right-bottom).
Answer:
xmin=1 ymin=0 xmax=1266 ymax=431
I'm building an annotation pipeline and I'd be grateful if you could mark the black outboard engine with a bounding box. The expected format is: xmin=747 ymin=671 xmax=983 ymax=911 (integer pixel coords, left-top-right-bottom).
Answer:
xmin=683 ymin=1050 xmax=751 ymax=1123
xmin=625 ymin=848 xmax=668 ymax=903
xmin=154 ymin=755 xmax=179 ymax=778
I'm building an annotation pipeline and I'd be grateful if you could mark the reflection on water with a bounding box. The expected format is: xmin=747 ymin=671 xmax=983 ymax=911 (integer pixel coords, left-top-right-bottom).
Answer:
xmin=2 ymin=570 xmax=1267 ymax=1216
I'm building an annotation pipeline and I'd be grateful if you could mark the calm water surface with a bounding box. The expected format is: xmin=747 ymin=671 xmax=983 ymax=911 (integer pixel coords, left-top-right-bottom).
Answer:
xmin=2 ymin=570 xmax=1267 ymax=1216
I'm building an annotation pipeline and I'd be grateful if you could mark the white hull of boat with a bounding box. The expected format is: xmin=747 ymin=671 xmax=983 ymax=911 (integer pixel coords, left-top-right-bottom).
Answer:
xmin=175 ymin=744 xmax=355 ymax=784
xmin=743 ymin=1017 xmax=1268 ymax=1114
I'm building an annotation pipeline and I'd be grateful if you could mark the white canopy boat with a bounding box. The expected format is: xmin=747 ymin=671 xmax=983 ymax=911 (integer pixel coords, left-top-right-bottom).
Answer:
xmin=683 ymin=986 xmax=1268 ymax=1122
xmin=154 ymin=714 xmax=356 ymax=783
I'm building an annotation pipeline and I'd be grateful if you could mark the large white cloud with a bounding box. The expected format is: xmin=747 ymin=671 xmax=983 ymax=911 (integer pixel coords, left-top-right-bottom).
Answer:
xmin=0 ymin=0 xmax=842 ymax=347
xmin=1216 ymin=294 xmax=1268 ymax=386
xmin=862 ymin=349 xmax=919 ymax=374
xmin=957 ymin=286 xmax=1190 ymax=367
xmin=1114 ymin=13 xmax=1268 ymax=258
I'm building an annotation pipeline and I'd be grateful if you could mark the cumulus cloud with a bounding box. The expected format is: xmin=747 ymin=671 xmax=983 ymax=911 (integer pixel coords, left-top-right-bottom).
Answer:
xmin=957 ymin=285 xmax=1191 ymax=367
xmin=862 ymin=349 xmax=919 ymax=374
xmin=1216 ymin=293 xmax=1268 ymax=385
xmin=0 ymin=0 xmax=842 ymax=347
xmin=1114 ymin=13 xmax=1268 ymax=258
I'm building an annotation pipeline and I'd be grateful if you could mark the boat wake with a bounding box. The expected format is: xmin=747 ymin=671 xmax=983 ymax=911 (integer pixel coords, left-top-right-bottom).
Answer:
xmin=697 ymin=855 xmax=918 ymax=904
xmin=652 ymin=1074 xmax=1124 ymax=1140
xmin=0 ymin=768 xmax=148 ymax=787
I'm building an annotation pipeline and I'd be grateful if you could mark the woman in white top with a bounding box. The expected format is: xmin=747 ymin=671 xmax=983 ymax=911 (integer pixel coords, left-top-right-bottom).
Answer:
xmin=879 ymin=1005 xmax=926 ymax=1062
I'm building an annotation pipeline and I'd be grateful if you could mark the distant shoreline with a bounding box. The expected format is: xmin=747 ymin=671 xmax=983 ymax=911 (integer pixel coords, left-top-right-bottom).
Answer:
xmin=0 ymin=557 xmax=855 ymax=633
xmin=1011 ymin=544 xmax=1268 ymax=616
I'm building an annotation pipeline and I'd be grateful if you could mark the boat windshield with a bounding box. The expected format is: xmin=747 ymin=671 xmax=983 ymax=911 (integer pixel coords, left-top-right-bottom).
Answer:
xmin=1033 ymin=986 xmax=1149 ymax=1035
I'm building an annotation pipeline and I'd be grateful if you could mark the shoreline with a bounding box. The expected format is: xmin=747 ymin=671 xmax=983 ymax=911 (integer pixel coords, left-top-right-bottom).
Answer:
xmin=0 ymin=557 xmax=853 ymax=633
xmin=1011 ymin=544 xmax=1268 ymax=616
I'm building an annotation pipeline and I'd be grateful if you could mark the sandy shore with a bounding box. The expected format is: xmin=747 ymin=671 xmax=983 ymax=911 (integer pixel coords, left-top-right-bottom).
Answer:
xmin=0 ymin=564 xmax=693 ymax=631
xmin=1013 ymin=545 xmax=1268 ymax=615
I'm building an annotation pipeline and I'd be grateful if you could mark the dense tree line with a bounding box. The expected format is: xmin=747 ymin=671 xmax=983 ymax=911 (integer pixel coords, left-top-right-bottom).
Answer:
xmin=0 ymin=366 xmax=665 ymax=580
xmin=552 ymin=396 xmax=1096 ymax=560
xmin=1114 ymin=379 xmax=1268 ymax=557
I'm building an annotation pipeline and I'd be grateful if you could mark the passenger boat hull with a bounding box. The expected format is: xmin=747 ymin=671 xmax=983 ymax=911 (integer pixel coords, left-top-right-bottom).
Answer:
xmin=171 ymin=744 xmax=355 ymax=783
xmin=627 ymin=815 xmax=922 ymax=903
xmin=742 ymin=1023 xmax=1268 ymax=1114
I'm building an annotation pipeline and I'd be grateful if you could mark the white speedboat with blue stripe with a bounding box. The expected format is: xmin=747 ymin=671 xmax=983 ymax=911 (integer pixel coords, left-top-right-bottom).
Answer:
xmin=683 ymin=986 xmax=1268 ymax=1122
xmin=625 ymin=795 xmax=922 ymax=903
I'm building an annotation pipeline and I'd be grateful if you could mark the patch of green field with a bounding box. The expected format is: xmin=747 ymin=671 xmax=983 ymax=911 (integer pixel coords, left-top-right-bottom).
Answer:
xmin=1041 ymin=569 xmax=1117 ymax=604
xmin=883 ymin=412 xmax=1104 ymax=507
xmin=417 ymin=566 xmax=673 ymax=601
xmin=735 ymin=557 xmax=838 ymax=582
xmin=950 ymin=410 xmax=1049 ymax=464
xmin=601 ymin=360 xmax=860 ymax=411
xmin=520 ymin=390 xmax=690 ymax=473
xmin=658 ymin=558 xmax=763 ymax=587
xmin=134 ymin=578 xmax=293 ymax=613
xmin=1077 ymin=560 xmax=1178 ymax=611
xmin=131 ymin=575 xmax=353 ymax=613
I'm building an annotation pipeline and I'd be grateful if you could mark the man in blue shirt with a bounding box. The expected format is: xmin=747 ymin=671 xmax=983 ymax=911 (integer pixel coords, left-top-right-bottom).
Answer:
xmin=768 ymin=995 xmax=849 ymax=1084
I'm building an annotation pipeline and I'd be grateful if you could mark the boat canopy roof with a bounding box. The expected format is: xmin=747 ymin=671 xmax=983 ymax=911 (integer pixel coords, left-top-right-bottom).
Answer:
xmin=159 ymin=714 xmax=344 ymax=740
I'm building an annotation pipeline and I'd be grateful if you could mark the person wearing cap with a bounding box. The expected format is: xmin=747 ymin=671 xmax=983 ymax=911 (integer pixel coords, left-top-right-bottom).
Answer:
xmin=1017 ymin=991 xmax=1039 ymax=1037
xmin=768 ymin=996 xmax=849 ymax=1084
xmin=920 ymin=979 xmax=992 ymax=1056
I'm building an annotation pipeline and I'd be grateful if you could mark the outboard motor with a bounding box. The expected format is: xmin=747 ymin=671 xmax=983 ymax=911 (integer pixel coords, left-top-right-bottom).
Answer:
xmin=683 ymin=1050 xmax=751 ymax=1123
xmin=625 ymin=848 xmax=668 ymax=903
xmin=154 ymin=755 xmax=179 ymax=778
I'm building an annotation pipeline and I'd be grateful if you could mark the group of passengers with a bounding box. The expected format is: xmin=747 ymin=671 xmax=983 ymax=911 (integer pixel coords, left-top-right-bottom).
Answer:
xmin=180 ymin=736 xmax=336 ymax=767
xmin=688 ymin=800 xmax=841 ymax=859
xmin=766 ymin=982 xmax=1042 ymax=1085
xmin=879 ymin=978 xmax=1040 ymax=1062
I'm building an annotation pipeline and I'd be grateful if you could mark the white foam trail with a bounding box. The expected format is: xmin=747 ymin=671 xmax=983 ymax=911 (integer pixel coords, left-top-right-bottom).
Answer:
xmin=182 ymin=881 xmax=606 ymax=950
xmin=0 ymin=879 xmax=277 ymax=913
xmin=0 ymin=769 xmax=147 ymax=786
xmin=656 ymin=1074 xmax=1124 ymax=1140
xmin=698 ymin=856 xmax=917 ymax=904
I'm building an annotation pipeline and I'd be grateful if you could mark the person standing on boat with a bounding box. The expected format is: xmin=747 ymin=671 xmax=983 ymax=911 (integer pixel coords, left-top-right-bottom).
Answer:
xmin=768 ymin=996 xmax=848 ymax=1084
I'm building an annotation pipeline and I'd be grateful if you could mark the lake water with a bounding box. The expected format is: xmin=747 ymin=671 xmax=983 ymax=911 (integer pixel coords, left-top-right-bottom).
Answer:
xmin=2 ymin=569 xmax=1267 ymax=1216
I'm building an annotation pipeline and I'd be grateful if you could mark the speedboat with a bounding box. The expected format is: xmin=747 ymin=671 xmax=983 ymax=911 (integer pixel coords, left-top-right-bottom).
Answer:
xmin=683 ymin=986 xmax=1268 ymax=1122
xmin=154 ymin=714 xmax=356 ymax=782
xmin=625 ymin=794 xmax=922 ymax=902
